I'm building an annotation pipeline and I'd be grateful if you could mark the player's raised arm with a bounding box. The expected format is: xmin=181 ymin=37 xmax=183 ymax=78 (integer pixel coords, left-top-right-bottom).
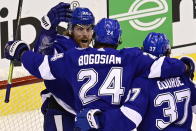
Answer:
xmin=34 ymin=2 xmax=72 ymax=54
xmin=4 ymin=40 xmax=66 ymax=80
xmin=121 ymin=46 xmax=186 ymax=79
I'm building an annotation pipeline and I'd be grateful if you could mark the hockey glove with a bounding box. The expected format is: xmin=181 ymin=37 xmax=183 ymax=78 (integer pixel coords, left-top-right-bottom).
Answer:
xmin=41 ymin=2 xmax=72 ymax=31
xmin=4 ymin=40 xmax=30 ymax=61
xmin=75 ymin=108 xmax=103 ymax=131
xmin=180 ymin=57 xmax=195 ymax=80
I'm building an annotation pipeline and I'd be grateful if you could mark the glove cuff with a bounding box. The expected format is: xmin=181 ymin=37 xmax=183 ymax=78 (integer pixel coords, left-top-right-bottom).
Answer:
xmin=9 ymin=40 xmax=30 ymax=57
xmin=87 ymin=109 xmax=102 ymax=129
xmin=41 ymin=15 xmax=52 ymax=30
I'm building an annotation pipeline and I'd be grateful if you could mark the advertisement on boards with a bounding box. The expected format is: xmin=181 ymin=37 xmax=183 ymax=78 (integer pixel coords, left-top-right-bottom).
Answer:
xmin=0 ymin=0 xmax=107 ymax=81
xmin=109 ymin=0 xmax=173 ymax=48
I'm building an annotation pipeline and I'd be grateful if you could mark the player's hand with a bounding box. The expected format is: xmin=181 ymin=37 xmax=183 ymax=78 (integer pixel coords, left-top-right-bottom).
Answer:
xmin=180 ymin=57 xmax=195 ymax=80
xmin=41 ymin=2 xmax=72 ymax=30
xmin=4 ymin=40 xmax=30 ymax=61
xmin=75 ymin=108 xmax=103 ymax=131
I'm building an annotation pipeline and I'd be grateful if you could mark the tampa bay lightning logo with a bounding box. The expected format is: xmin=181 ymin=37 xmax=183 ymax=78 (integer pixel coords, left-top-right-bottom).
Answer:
xmin=50 ymin=53 xmax=64 ymax=61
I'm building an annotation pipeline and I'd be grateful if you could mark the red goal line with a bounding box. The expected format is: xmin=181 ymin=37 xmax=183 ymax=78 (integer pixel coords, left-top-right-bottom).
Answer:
xmin=0 ymin=76 xmax=43 ymax=89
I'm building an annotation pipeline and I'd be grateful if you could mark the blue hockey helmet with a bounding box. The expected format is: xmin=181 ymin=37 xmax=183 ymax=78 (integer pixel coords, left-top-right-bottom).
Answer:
xmin=70 ymin=7 xmax=95 ymax=26
xmin=94 ymin=18 xmax=122 ymax=45
xmin=143 ymin=32 xmax=171 ymax=57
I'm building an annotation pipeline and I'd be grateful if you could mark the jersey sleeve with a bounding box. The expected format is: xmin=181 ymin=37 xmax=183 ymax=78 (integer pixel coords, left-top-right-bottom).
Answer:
xmin=33 ymin=28 xmax=56 ymax=55
xmin=33 ymin=27 xmax=77 ymax=55
xmin=129 ymin=50 xmax=186 ymax=78
xmin=101 ymin=77 xmax=149 ymax=131
xmin=148 ymin=57 xmax=186 ymax=79
xmin=21 ymin=51 xmax=67 ymax=80
xmin=189 ymin=80 xmax=196 ymax=114
xmin=53 ymin=35 xmax=78 ymax=53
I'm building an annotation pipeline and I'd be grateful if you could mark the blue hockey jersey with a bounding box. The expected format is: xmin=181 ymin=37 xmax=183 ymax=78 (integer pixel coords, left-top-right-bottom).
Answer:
xmin=118 ymin=75 xmax=196 ymax=131
xmin=21 ymin=47 xmax=186 ymax=115
xmin=34 ymin=33 xmax=78 ymax=114
xmin=34 ymin=30 xmax=78 ymax=55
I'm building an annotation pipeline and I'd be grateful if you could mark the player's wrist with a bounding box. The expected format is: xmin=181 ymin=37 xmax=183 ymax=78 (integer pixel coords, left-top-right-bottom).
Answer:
xmin=87 ymin=109 xmax=104 ymax=129
xmin=40 ymin=15 xmax=58 ymax=35
xmin=96 ymin=112 xmax=105 ymax=129
xmin=41 ymin=15 xmax=52 ymax=30
xmin=4 ymin=40 xmax=30 ymax=61
xmin=18 ymin=48 xmax=29 ymax=61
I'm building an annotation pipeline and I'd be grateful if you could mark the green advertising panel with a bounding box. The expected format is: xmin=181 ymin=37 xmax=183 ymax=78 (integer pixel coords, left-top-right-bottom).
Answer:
xmin=109 ymin=0 xmax=173 ymax=49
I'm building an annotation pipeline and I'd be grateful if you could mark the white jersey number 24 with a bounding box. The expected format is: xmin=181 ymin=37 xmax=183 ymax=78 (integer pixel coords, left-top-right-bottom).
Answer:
xmin=77 ymin=67 xmax=125 ymax=105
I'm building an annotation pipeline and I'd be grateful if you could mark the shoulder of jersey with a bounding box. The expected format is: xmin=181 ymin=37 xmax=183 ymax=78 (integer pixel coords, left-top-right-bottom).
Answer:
xmin=119 ymin=47 xmax=142 ymax=55
xmin=55 ymin=34 xmax=78 ymax=47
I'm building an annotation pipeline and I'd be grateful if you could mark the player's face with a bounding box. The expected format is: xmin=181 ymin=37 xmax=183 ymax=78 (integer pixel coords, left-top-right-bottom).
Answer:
xmin=72 ymin=24 xmax=93 ymax=48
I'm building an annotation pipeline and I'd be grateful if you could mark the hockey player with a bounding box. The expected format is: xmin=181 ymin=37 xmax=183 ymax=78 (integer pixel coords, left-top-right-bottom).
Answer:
xmin=33 ymin=2 xmax=95 ymax=131
xmin=4 ymin=18 xmax=191 ymax=131
xmin=134 ymin=32 xmax=196 ymax=131
xmin=74 ymin=32 xmax=196 ymax=131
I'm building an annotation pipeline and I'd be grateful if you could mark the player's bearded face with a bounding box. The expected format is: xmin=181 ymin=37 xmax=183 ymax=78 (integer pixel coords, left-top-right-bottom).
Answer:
xmin=72 ymin=24 xmax=93 ymax=48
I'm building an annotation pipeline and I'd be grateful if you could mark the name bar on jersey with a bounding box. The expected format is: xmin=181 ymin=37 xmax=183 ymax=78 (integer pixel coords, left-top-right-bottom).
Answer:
xmin=78 ymin=54 xmax=121 ymax=66
xmin=157 ymin=77 xmax=184 ymax=90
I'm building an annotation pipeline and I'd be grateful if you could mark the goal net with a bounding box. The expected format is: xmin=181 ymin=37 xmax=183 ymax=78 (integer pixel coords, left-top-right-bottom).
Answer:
xmin=0 ymin=82 xmax=45 ymax=131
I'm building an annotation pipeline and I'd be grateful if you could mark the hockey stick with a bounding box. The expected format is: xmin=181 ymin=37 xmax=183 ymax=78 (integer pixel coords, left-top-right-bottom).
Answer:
xmin=4 ymin=0 xmax=23 ymax=103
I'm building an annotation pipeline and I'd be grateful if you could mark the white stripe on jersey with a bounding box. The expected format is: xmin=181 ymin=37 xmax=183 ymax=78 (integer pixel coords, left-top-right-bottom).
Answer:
xmin=41 ymin=92 xmax=52 ymax=103
xmin=39 ymin=56 xmax=55 ymax=80
xmin=120 ymin=105 xmax=142 ymax=127
xmin=192 ymin=105 xmax=196 ymax=114
xmin=54 ymin=115 xmax=63 ymax=131
xmin=148 ymin=56 xmax=165 ymax=78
